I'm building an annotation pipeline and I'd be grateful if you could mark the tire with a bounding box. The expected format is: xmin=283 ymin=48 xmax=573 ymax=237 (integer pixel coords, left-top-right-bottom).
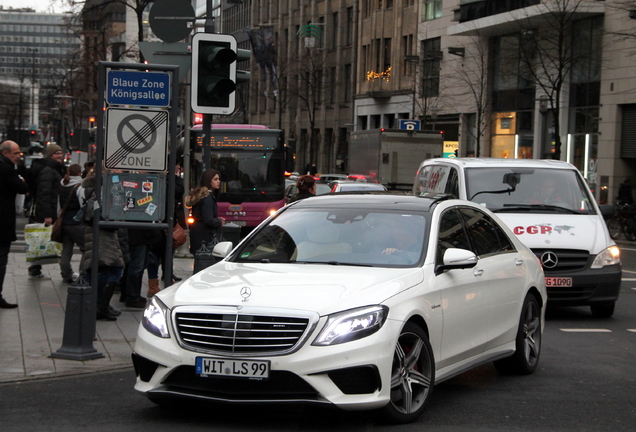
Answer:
xmin=591 ymin=302 xmax=615 ymax=318
xmin=607 ymin=217 xmax=622 ymax=240
xmin=379 ymin=323 xmax=435 ymax=424
xmin=624 ymin=217 xmax=636 ymax=241
xmin=494 ymin=293 xmax=542 ymax=375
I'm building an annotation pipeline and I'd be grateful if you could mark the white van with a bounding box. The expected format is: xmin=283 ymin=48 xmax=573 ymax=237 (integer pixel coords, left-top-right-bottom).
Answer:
xmin=413 ymin=158 xmax=621 ymax=318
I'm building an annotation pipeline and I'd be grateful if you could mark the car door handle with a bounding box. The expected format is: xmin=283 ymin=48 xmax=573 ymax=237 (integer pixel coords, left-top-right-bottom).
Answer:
xmin=473 ymin=269 xmax=484 ymax=277
xmin=515 ymin=259 xmax=524 ymax=266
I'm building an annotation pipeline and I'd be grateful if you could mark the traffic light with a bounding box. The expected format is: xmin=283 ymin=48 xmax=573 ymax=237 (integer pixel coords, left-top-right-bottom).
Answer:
xmin=236 ymin=48 xmax=251 ymax=84
xmin=191 ymin=33 xmax=238 ymax=115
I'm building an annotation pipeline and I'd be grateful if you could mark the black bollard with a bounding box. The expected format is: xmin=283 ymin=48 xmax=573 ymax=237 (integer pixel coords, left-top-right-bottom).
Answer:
xmin=50 ymin=277 xmax=104 ymax=360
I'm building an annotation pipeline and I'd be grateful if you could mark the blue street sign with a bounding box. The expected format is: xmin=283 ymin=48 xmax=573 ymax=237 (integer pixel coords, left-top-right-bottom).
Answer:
xmin=399 ymin=119 xmax=421 ymax=130
xmin=107 ymin=71 xmax=171 ymax=107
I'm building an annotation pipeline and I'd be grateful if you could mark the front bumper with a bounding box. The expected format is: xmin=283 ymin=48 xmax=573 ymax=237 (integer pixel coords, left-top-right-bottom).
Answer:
xmin=132 ymin=317 xmax=401 ymax=410
xmin=543 ymin=264 xmax=621 ymax=306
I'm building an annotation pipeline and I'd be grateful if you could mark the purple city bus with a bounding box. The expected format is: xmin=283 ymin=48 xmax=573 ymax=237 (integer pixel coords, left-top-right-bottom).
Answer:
xmin=190 ymin=124 xmax=293 ymax=233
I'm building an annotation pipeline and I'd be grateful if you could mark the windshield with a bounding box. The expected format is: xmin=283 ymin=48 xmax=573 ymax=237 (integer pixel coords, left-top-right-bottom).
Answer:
xmin=211 ymin=151 xmax=284 ymax=203
xmin=233 ymin=208 xmax=428 ymax=267
xmin=465 ymin=167 xmax=595 ymax=214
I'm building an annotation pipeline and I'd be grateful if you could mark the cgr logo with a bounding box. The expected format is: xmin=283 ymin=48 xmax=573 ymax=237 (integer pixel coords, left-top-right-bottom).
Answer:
xmin=513 ymin=225 xmax=552 ymax=235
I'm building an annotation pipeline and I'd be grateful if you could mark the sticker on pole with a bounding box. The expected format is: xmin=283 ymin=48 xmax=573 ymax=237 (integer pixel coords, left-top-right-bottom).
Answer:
xmin=105 ymin=108 xmax=168 ymax=171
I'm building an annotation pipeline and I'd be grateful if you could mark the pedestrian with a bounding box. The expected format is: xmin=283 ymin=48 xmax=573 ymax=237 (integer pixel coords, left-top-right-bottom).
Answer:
xmin=185 ymin=168 xmax=226 ymax=256
xmin=0 ymin=140 xmax=29 ymax=308
xmin=288 ymin=174 xmax=316 ymax=203
xmin=57 ymin=164 xmax=85 ymax=283
xmin=145 ymin=162 xmax=187 ymax=297
xmin=81 ymin=161 xmax=94 ymax=179
xmin=618 ymin=178 xmax=633 ymax=205
xmin=123 ymin=227 xmax=161 ymax=308
xmin=79 ymin=169 xmax=126 ymax=320
xmin=27 ymin=143 xmax=66 ymax=279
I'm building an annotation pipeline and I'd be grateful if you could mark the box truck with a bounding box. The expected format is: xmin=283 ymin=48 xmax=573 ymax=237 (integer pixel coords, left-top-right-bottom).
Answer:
xmin=349 ymin=129 xmax=444 ymax=190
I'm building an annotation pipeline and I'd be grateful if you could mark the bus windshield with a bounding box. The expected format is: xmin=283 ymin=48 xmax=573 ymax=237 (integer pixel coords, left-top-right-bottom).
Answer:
xmin=212 ymin=150 xmax=285 ymax=203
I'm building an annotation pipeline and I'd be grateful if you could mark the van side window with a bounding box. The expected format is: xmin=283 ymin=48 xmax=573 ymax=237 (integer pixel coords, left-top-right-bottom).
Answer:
xmin=437 ymin=208 xmax=471 ymax=264
xmin=459 ymin=207 xmax=512 ymax=256
xmin=445 ymin=168 xmax=459 ymax=198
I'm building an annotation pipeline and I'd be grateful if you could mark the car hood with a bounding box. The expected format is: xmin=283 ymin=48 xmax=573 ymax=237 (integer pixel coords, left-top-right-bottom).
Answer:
xmin=160 ymin=262 xmax=424 ymax=315
xmin=496 ymin=213 xmax=612 ymax=254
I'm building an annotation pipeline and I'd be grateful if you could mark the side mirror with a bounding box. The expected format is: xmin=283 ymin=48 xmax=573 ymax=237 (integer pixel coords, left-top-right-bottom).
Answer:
xmin=212 ymin=241 xmax=233 ymax=259
xmin=436 ymin=248 xmax=478 ymax=275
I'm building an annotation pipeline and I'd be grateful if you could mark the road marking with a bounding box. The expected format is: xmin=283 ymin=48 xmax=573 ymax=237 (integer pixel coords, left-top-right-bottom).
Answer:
xmin=619 ymin=247 xmax=636 ymax=252
xmin=621 ymin=278 xmax=636 ymax=281
xmin=560 ymin=328 xmax=612 ymax=332
xmin=622 ymin=269 xmax=636 ymax=274
xmin=628 ymin=329 xmax=636 ymax=333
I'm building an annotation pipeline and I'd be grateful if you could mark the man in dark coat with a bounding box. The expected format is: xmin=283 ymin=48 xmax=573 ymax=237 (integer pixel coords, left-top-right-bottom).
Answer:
xmin=0 ymin=140 xmax=29 ymax=308
xmin=28 ymin=144 xmax=66 ymax=278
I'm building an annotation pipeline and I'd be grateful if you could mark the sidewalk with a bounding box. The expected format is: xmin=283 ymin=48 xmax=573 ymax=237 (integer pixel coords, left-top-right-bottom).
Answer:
xmin=0 ymin=240 xmax=194 ymax=384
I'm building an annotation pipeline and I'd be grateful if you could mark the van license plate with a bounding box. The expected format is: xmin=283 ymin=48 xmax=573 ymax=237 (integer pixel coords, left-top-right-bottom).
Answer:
xmin=545 ymin=277 xmax=572 ymax=287
xmin=195 ymin=357 xmax=269 ymax=379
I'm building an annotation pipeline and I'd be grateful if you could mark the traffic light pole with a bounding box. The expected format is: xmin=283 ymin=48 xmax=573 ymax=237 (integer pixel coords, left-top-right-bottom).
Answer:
xmin=202 ymin=4 xmax=214 ymax=171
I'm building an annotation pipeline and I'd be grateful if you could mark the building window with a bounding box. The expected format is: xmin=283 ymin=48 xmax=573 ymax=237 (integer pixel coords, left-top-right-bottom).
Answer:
xmin=344 ymin=64 xmax=352 ymax=102
xmin=421 ymin=37 xmax=441 ymax=97
xmin=331 ymin=12 xmax=338 ymax=50
xmin=345 ymin=7 xmax=353 ymax=46
xmin=422 ymin=0 xmax=442 ymax=21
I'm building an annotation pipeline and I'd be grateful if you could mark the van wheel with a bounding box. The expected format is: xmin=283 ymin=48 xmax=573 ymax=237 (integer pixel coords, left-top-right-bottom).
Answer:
xmin=494 ymin=293 xmax=541 ymax=375
xmin=591 ymin=302 xmax=615 ymax=318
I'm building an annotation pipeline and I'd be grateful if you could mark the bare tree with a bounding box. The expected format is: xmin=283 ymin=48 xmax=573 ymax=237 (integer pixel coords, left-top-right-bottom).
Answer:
xmin=285 ymin=45 xmax=326 ymax=166
xmin=514 ymin=0 xmax=602 ymax=160
xmin=450 ymin=35 xmax=493 ymax=158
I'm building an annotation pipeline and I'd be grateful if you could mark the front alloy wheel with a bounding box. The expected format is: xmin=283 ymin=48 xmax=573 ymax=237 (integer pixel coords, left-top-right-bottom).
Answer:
xmin=380 ymin=323 xmax=434 ymax=424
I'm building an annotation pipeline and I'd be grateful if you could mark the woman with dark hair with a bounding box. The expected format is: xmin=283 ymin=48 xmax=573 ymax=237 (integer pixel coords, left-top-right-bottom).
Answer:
xmin=185 ymin=168 xmax=226 ymax=256
xmin=289 ymin=174 xmax=316 ymax=203
xmin=58 ymin=164 xmax=84 ymax=283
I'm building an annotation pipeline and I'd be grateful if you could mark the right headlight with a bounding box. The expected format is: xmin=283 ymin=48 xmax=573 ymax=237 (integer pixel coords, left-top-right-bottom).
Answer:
xmin=591 ymin=245 xmax=620 ymax=269
xmin=142 ymin=296 xmax=170 ymax=338
xmin=312 ymin=305 xmax=388 ymax=346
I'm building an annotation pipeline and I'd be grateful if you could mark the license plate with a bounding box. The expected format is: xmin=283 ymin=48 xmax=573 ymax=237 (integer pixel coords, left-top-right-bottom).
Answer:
xmin=232 ymin=221 xmax=246 ymax=226
xmin=545 ymin=277 xmax=572 ymax=287
xmin=195 ymin=357 xmax=270 ymax=379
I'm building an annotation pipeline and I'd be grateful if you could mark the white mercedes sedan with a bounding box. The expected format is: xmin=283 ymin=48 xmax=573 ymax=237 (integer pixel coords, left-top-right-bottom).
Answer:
xmin=133 ymin=194 xmax=546 ymax=424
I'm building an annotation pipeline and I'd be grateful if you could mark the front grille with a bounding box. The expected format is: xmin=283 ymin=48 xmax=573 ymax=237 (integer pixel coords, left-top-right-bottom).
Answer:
xmin=175 ymin=311 xmax=311 ymax=355
xmin=532 ymin=248 xmax=590 ymax=273
xmin=162 ymin=366 xmax=319 ymax=401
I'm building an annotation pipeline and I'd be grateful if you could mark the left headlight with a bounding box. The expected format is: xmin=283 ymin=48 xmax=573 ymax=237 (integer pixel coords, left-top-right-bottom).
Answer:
xmin=312 ymin=305 xmax=388 ymax=346
xmin=142 ymin=296 xmax=170 ymax=338
xmin=591 ymin=245 xmax=621 ymax=269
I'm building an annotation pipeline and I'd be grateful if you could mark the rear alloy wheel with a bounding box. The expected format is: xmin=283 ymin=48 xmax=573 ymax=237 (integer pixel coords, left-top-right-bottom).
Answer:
xmin=380 ymin=323 xmax=434 ymax=424
xmin=494 ymin=293 xmax=542 ymax=375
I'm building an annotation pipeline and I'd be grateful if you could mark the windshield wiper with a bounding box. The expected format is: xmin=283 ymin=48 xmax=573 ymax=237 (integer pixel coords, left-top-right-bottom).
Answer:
xmin=298 ymin=260 xmax=373 ymax=267
xmin=494 ymin=204 xmax=582 ymax=214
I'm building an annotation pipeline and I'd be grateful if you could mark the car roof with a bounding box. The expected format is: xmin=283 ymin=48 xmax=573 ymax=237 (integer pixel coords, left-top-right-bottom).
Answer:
xmin=289 ymin=192 xmax=454 ymax=212
xmin=421 ymin=157 xmax=576 ymax=170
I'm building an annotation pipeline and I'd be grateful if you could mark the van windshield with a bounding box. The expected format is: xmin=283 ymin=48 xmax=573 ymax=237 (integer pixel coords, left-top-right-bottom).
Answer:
xmin=465 ymin=168 xmax=595 ymax=214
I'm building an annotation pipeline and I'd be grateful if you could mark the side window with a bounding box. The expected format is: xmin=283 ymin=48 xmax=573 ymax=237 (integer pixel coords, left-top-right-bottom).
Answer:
xmin=437 ymin=208 xmax=471 ymax=263
xmin=445 ymin=167 xmax=459 ymax=198
xmin=414 ymin=165 xmax=432 ymax=195
xmin=492 ymin=220 xmax=515 ymax=252
xmin=459 ymin=207 xmax=505 ymax=256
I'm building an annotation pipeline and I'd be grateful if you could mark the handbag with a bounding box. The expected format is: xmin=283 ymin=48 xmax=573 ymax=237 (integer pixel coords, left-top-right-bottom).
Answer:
xmin=51 ymin=185 xmax=79 ymax=243
xmin=172 ymin=223 xmax=187 ymax=248
xmin=25 ymin=223 xmax=63 ymax=265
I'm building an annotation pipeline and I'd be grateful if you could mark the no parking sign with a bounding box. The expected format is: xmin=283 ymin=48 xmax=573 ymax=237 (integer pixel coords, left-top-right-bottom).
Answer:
xmin=105 ymin=108 xmax=168 ymax=171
